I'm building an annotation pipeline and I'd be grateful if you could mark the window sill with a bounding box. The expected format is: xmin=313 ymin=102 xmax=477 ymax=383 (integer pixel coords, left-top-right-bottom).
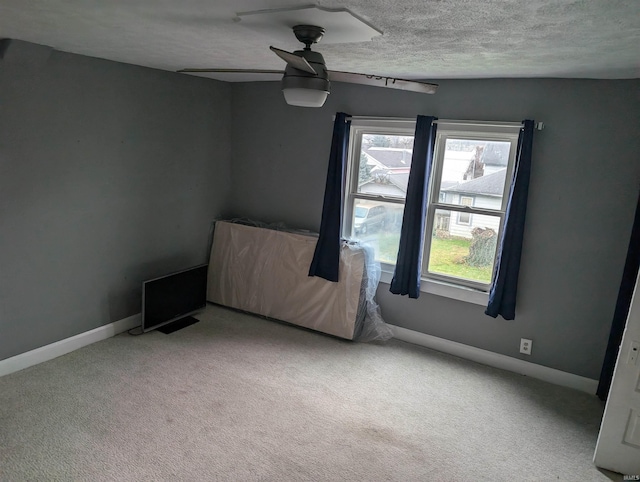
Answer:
xmin=379 ymin=270 xmax=489 ymax=306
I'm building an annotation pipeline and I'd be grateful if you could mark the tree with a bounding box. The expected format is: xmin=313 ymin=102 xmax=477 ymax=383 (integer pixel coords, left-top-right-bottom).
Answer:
xmin=464 ymin=227 xmax=498 ymax=267
xmin=369 ymin=135 xmax=391 ymax=147
xmin=359 ymin=153 xmax=373 ymax=183
xmin=463 ymin=145 xmax=485 ymax=180
xmin=392 ymin=136 xmax=414 ymax=149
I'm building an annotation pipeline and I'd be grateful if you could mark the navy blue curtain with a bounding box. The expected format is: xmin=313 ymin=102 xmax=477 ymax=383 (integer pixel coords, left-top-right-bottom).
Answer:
xmin=597 ymin=191 xmax=640 ymax=400
xmin=309 ymin=112 xmax=351 ymax=282
xmin=485 ymin=120 xmax=535 ymax=320
xmin=389 ymin=115 xmax=438 ymax=298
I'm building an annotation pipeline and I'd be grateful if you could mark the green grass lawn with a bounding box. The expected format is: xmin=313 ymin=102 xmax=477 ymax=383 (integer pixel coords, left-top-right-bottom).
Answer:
xmin=428 ymin=237 xmax=493 ymax=283
xmin=377 ymin=232 xmax=401 ymax=264
xmin=375 ymin=233 xmax=493 ymax=283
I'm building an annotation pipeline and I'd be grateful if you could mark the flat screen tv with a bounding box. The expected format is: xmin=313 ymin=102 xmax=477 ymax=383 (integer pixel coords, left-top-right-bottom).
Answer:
xmin=141 ymin=264 xmax=208 ymax=333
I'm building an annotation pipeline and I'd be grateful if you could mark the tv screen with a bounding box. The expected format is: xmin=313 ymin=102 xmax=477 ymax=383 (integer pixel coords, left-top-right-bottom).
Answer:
xmin=141 ymin=264 xmax=208 ymax=333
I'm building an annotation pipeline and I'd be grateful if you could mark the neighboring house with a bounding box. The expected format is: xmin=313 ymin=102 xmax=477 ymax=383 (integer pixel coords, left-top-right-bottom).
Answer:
xmin=359 ymin=172 xmax=408 ymax=197
xmin=479 ymin=143 xmax=509 ymax=175
xmin=359 ymin=145 xmax=508 ymax=237
xmin=441 ymin=169 xmax=506 ymax=238
xmin=360 ymin=147 xmax=411 ymax=198
xmin=359 ymin=148 xmax=411 ymax=226
xmin=364 ymin=147 xmax=412 ymax=168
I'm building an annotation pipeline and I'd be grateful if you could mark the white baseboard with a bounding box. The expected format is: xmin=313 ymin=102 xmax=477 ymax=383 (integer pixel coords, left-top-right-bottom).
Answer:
xmin=0 ymin=313 xmax=141 ymax=378
xmin=390 ymin=325 xmax=599 ymax=394
xmin=1 ymin=315 xmax=599 ymax=394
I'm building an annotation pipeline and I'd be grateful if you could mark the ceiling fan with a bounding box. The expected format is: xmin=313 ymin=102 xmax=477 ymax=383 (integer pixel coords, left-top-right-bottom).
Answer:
xmin=178 ymin=24 xmax=438 ymax=108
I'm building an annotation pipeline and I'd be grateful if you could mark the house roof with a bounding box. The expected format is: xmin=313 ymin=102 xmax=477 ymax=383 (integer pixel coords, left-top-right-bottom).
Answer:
xmin=365 ymin=148 xmax=412 ymax=169
xmin=480 ymin=143 xmax=510 ymax=167
xmin=389 ymin=172 xmax=409 ymax=192
xmin=360 ymin=181 xmax=405 ymax=197
xmin=360 ymin=171 xmax=410 ymax=196
xmin=442 ymin=169 xmax=507 ymax=197
xmin=440 ymin=181 xmax=459 ymax=190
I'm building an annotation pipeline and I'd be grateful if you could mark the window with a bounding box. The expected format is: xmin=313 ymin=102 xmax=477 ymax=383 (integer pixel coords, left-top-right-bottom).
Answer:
xmin=457 ymin=196 xmax=474 ymax=225
xmin=344 ymin=118 xmax=520 ymax=292
xmin=343 ymin=119 xmax=416 ymax=264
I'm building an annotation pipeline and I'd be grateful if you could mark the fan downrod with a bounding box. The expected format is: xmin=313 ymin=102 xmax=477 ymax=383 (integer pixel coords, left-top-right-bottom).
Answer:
xmin=293 ymin=25 xmax=325 ymax=50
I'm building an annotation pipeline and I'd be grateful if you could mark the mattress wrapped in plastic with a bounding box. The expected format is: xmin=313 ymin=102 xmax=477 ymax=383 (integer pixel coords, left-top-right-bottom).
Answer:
xmin=207 ymin=220 xmax=391 ymax=341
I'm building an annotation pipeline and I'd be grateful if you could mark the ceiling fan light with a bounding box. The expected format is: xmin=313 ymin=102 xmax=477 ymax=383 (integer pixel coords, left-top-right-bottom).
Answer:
xmin=280 ymin=52 xmax=330 ymax=108
xmin=282 ymin=87 xmax=329 ymax=107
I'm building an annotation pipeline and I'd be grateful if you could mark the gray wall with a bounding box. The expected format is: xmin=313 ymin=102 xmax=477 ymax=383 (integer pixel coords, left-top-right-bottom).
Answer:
xmin=0 ymin=42 xmax=232 ymax=360
xmin=3 ymin=39 xmax=638 ymax=381
xmin=230 ymin=78 xmax=640 ymax=379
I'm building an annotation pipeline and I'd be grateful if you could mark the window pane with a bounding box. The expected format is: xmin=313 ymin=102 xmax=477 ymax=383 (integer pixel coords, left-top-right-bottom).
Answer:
xmin=357 ymin=134 xmax=414 ymax=199
xmin=427 ymin=209 xmax=501 ymax=284
xmin=438 ymin=139 xmax=510 ymax=208
xmin=457 ymin=196 xmax=473 ymax=225
xmin=351 ymin=199 xmax=405 ymax=264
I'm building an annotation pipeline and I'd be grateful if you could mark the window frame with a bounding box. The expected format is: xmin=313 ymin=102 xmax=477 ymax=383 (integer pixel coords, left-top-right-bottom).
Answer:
xmin=343 ymin=117 xmax=522 ymax=296
xmin=423 ymin=124 xmax=520 ymax=291
xmin=343 ymin=118 xmax=416 ymax=242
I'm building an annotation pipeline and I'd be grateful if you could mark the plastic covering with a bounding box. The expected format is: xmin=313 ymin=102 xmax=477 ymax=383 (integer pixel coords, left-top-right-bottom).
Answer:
xmin=207 ymin=219 xmax=392 ymax=342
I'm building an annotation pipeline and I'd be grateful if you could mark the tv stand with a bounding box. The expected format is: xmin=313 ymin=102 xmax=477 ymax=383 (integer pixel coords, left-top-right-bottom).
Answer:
xmin=157 ymin=316 xmax=199 ymax=334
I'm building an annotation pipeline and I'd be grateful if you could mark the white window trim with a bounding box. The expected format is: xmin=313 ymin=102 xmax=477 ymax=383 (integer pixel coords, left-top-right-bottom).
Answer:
xmin=378 ymin=268 xmax=490 ymax=305
xmin=343 ymin=117 xmax=522 ymax=305
xmin=423 ymin=125 xmax=519 ymax=291
xmin=343 ymin=119 xmax=415 ymax=238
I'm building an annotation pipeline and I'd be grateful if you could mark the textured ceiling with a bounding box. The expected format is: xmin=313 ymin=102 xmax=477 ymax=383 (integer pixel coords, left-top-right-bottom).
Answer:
xmin=0 ymin=0 xmax=638 ymax=81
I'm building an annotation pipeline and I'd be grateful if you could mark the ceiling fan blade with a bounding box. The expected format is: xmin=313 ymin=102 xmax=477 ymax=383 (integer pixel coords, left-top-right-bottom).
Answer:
xmin=177 ymin=68 xmax=284 ymax=74
xmin=328 ymin=70 xmax=438 ymax=94
xmin=269 ymin=46 xmax=317 ymax=75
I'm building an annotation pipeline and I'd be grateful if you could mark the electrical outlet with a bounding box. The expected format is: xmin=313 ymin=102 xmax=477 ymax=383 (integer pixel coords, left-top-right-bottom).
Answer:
xmin=520 ymin=338 xmax=532 ymax=355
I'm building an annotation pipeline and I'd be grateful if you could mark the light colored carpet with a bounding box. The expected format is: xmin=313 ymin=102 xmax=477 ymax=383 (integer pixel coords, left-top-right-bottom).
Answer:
xmin=0 ymin=304 xmax=620 ymax=481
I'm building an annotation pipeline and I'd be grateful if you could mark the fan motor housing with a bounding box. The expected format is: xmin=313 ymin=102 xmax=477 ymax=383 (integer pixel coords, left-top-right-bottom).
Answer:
xmin=281 ymin=49 xmax=330 ymax=93
xmin=293 ymin=25 xmax=325 ymax=47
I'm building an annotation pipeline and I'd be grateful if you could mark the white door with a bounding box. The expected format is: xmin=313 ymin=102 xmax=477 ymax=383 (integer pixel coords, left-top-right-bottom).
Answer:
xmin=594 ymin=270 xmax=640 ymax=475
